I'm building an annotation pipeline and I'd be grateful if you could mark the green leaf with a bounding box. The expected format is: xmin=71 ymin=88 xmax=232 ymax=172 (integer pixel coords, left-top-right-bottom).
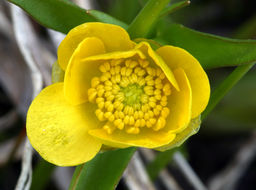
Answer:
xmin=31 ymin=159 xmax=55 ymax=190
xmin=127 ymin=0 xmax=171 ymax=38
xmin=156 ymin=23 xmax=256 ymax=69
xmin=69 ymin=148 xmax=136 ymax=190
xmin=160 ymin=0 xmax=190 ymax=18
xmin=8 ymin=0 xmax=127 ymax=34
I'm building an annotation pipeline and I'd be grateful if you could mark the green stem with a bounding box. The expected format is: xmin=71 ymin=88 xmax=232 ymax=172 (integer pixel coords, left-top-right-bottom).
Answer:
xmin=202 ymin=63 xmax=255 ymax=120
xmin=127 ymin=0 xmax=171 ymax=39
xmin=160 ymin=0 xmax=190 ymax=18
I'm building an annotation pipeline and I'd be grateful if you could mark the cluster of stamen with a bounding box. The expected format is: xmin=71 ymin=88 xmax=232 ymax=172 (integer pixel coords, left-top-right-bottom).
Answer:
xmin=88 ymin=58 xmax=171 ymax=134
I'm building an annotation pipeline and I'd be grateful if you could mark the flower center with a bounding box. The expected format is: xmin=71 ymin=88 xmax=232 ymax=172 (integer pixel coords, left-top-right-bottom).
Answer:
xmin=121 ymin=84 xmax=143 ymax=107
xmin=88 ymin=58 xmax=172 ymax=135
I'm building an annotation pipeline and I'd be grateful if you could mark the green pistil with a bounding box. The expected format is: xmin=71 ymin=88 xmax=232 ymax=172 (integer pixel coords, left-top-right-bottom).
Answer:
xmin=121 ymin=84 xmax=144 ymax=106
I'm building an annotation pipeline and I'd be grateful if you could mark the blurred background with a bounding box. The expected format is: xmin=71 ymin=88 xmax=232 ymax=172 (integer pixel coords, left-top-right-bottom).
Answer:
xmin=0 ymin=0 xmax=255 ymax=189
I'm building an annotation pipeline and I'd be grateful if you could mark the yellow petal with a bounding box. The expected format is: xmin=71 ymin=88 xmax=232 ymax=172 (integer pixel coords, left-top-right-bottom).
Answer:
xmin=135 ymin=42 xmax=180 ymax=91
xmin=164 ymin=68 xmax=192 ymax=133
xmin=64 ymin=46 xmax=145 ymax=105
xmin=89 ymin=126 xmax=176 ymax=148
xmin=26 ymin=83 xmax=102 ymax=166
xmin=156 ymin=116 xmax=201 ymax=151
xmin=58 ymin=22 xmax=134 ymax=70
xmin=156 ymin=46 xmax=210 ymax=118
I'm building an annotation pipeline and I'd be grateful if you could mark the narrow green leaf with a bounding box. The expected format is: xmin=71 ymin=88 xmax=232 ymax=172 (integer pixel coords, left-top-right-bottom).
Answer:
xmin=69 ymin=148 xmax=136 ymax=190
xmin=160 ymin=0 xmax=190 ymax=18
xmin=31 ymin=159 xmax=55 ymax=190
xmin=127 ymin=0 xmax=171 ymax=38
xmin=88 ymin=10 xmax=128 ymax=29
xmin=8 ymin=0 xmax=127 ymax=34
xmin=8 ymin=0 xmax=95 ymax=34
xmin=156 ymin=23 xmax=256 ymax=69
xmin=201 ymin=62 xmax=255 ymax=120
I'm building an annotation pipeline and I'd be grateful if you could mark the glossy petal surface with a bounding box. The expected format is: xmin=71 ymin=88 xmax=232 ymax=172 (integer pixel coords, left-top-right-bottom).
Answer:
xmin=136 ymin=42 xmax=180 ymax=91
xmin=27 ymin=83 xmax=102 ymax=166
xmin=58 ymin=22 xmax=134 ymax=70
xmin=89 ymin=126 xmax=176 ymax=149
xmin=157 ymin=46 xmax=210 ymax=118
xmin=164 ymin=68 xmax=192 ymax=133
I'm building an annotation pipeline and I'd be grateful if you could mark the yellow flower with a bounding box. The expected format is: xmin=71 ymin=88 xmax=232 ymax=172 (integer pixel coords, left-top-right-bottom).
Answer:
xmin=26 ymin=23 xmax=210 ymax=166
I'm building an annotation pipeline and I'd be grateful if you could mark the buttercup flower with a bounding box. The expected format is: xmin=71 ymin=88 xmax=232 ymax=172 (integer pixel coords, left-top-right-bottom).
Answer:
xmin=26 ymin=23 xmax=210 ymax=166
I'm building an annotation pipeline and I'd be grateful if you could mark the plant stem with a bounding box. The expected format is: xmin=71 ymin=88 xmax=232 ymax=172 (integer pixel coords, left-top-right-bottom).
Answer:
xmin=202 ymin=63 xmax=255 ymax=120
xmin=127 ymin=0 xmax=171 ymax=39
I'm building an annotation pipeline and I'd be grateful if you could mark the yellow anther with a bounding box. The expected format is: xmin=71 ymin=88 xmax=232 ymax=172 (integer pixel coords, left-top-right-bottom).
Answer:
xmin=139 ymin=59 xmax=149 ymax=68
xmin=126 ymin=67 xmax=133 ymax=76
xmin=137 ymin=77 xmax=146 ymax=86
xmin=103 ymin=125 xmax=115 ymax=134
xmin=124 ymin=115 xmax=130 ymax=125
xmin=133 ymin=103 xmax=141 ymax=110
xmin=145 ymin=75 xmax=153 ymax=81
xmin=105 ymin=91 xmax=112 ymax=97
xmin=134 ymin=119 xmax=141 ymax=128
xmin=125 ymin=59 xmax=132 ymax=67
xmin=146 ymin=120 xmax=153 ymax=128
xmin=141 ymin=94 xmax=148 ymax=104
xmin=149 ymin=118 xmax=156 ymax=125
xmin=114 ymin=119 xmax=124 ymax=130
xmin=116 ymin=92 xmax=125 ymax=102
xmin=105 ymin=86 xmax=112 ymax=91
xmin=126 ymin=127 xmax=140 ymax=134
xmin=134 ymin=111 xmax=139 ymax=120
xmin=120 ymin=67 xmax=126 ymax=76
xmin=107 ymin=95 xmax=115 ymax=101
xmin=111 ymin=59 xmax=123 ymax=66
xmin=161 ymin=107 xmax=170 ymax=118
xmin=154 ymin=89 xmax=161 ymax=95
xmin=107 ymin=104 xmax=114 ymax=112
xmin=105 ymin=101 xmax=112 ymax=108
xmin=96 ymin=84 xmax=104 ymax=90
xmin=99 ymin=65 xmax=107 ymax=73
xmin=140 ymin=119 xmax=146 ymax=127
xmin=110 ymin=67 xmax=115 ymax=75
xmin=100 ymin=73 xmax=110 ymax=82
xmin=115 ymin=74 xmax=121 ymax=83
xmin=155 ymin=83 xmax=163 ymax=89
xmin=104 ymin=112 xmax=115 ymax=122
xmin=149 ymin=101 xmax=156 ymax=108
xmin=146 ymin=67 xmax=155 ymax=76
xmin=118 ymin=111 xmax=125 ymax=119
xmin=153 ymin=108 xmax=160 ymax=116
xmin=113 ymin=101 xmax=121 ymax=109
xmin=98 ymin=101 xmax=105 ymax=109
xmin=156 ymin=68 xmax=162 ymax=76
xmin=147 ymin=80 xmax=154 ymax=86
xmin=159 ymin=72 xmax=165 ymax=79
xmin=137 ymin=68 xmax=146 ymax=76
xmin=117 ymin=103 xmax=124 ymax=111
xmin=148 ymin=110 xmax=154 ymax=118
xmin=97 ymin=89 xmax=105 ymax=97
xmin=138 ymin=111 xmax=144 ymax=119
xmin=91 ymin=77 xmax=100 ymax=88
xmin=130 ymin=61 xmax=138 ymax=68
xmin=129 ymin=116 xmax=135 ymax=125
xmin=96 ymin=97 xmax=104 ymax=104
xmin=154 ymin=78 xmax=162 ymax=85
xmin=130 ymin=74 xmax=138 ymax=83
xmin=103 ymin=62 xmax=111 ymax=71
xmin=149 ymin=97 xmax=156 ymax=102
xmin=153 ymin=117 xmax=166 ymax=131
xmin=144 ymin=86 xmax=154 ymax=95
xmin=160 ymin=101 xmax=167 ymax=106
xmin=114 ymin=111 xmax=119 ymax=118
xmin=144 ymin=112 xmax=150 ymax=120
xmin=141 ymin=104 xmax=149 ymax=112
xmin=161 ymin=96 xmax=167 ymax=102
xmin=104 ymin=80 xmax=112 ymax=86
xmin=163 ymin=83 xmax=171 ymax=95
xmin=114 ymin=66 xmax=121 ymax=73
xmin=155 ymin=94 xmax=162 ymax=101
xmin=95 ymin=109 xmax=105 ymax=121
